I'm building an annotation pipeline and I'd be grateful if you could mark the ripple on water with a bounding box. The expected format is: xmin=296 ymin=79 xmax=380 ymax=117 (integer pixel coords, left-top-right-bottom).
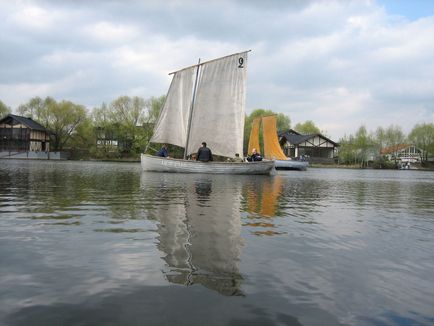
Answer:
xmin=1 ymin=161 xmax=434 ymax=325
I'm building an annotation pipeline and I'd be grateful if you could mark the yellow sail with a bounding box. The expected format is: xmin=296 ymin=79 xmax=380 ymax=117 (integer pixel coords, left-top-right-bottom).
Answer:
xmin=247 ymin=117 xmax=261 ymax=155
xmin=262 ymin=115 xmax=287 ymax=160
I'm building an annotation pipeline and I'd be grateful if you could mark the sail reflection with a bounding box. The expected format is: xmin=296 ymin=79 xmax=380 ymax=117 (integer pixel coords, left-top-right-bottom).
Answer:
xmin=140 ymin=173 xmax=243 ymax=296
xmin=243 ymin=176 xmax=285 ymax=236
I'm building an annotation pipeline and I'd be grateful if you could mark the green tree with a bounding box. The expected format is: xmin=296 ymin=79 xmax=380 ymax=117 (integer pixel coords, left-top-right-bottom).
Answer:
xmin=0 ymin=99 xmax=11 ymax=118
xmin=17 ymin=97 xmax=56 ymax=122
xmin=294 ymin=120 xmax=321 ymax=135
xmin=17 ymin=97 xmax=88 ymax=152
xmin=384 ymin=125 xmax=406 ymax=166
xmin=338 ymin=126 xmax=375 ymax=167
xmin=68 ymin=116 xmax=96 ymax=156
xmin=373 ymin=127 xmax=386 ymax=154
xmin=92 ymin=102 xmax=119 ymax=155
xmin=244 ymin=109 xmax=291 ymax=155
xmin=337 ymin=134 xmax=356 ymax=165
xmin=141 ymin=95 xmax=166 ymax=151
xmin=147 ymin=95 xmax=165 ymax=123
xmin=93 ymin=95 xmax=166 ymax=157
xmin=408 ymin=123 xmax=434 ymax=163
xmin=354 ymin=125 xmax=374 ymax=167
xmin=46 ymin=100 xmax=88 ymax=151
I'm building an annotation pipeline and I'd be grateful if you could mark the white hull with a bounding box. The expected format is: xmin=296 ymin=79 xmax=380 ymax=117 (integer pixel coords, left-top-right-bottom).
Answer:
xmin=274 ymin=159 xmax=308 ymax=171
xmin=141 ymin=154 xmax=275 ymax=175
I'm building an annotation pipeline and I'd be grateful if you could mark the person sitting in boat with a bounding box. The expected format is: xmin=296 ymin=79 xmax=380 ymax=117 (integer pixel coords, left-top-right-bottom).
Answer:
xmin=247 ymin=148 xmax=262 ymax=162
xmin=197 ymin=142 xmax=213 ymax=162
xmin=156 ymin=144 xmax=169 ymax=158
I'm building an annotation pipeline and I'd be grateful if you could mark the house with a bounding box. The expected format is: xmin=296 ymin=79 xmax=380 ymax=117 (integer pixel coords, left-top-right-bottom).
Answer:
xmin=278 ymin=129 xmax=339 ymax=163
xmin=380 ymin=144 xmax=423 ymax=164
xmin=95 ymin=126 xmax=119 ymax=152
xmin=0 ymin=114 xmax=50 ymax=152
xmin=0 ymin=114 xmax=65 ymax=159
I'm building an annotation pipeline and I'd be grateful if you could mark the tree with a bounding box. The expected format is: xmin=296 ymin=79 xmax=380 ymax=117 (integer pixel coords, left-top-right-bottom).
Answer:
xmin=146 ymin=95 xmax=165 ymax=123
xmin=142 ymin=96 xmax=166 ymax=146
xmin=384 ymin=125 xmax=406 ymax=166
xmin=17 ymin=97 xmax=56 ymax=122
xmin=46 ymin=100 xmax=88 ymax=151
xmin=92 ymin=102 xmax=119 ymax=155
xmin=408 ymin=123 xmax=434 ymax=163
xmin=338 ymin=126 xmax=375 ymax=167
xmin=92 ymin=95 xmax=166 ymax=157
xmin=373 ymin=127 xmax=386 ymax=155
xmin=0 ymin=99 xmax=11 ymax=118
xmin=68 ymin=115 xmax=95 ymax=155
xmin=16 ymin=97 xmax=88 ymax=152
xmin=354 ymin=125 xmax=373 ymax=167
xmin=244 ymin=109 xmax=291 ymax=154
xmin=337 ymin=134 xmax=356 ymax=165
xmin=294 ymin=120 xmax=321 ymax=135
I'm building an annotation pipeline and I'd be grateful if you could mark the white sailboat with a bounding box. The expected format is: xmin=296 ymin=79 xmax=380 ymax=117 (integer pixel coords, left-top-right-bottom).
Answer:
xmin=141 ymin=51 xmax=274 ymax=175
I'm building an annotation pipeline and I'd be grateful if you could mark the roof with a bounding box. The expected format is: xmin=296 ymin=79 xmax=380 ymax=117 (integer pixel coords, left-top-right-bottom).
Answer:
xmin=278 ymin=129 xmax=339 ymax=146
xmin=380 ymin=144 xmax=414 ymax=155
xmin=0 ymin=114 xmax=49 ymax=132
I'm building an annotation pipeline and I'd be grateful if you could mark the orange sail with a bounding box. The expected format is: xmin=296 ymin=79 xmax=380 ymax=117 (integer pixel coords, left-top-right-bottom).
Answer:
xmin=248 ymin=117 xmax=261 ymax=155
xmin=262 ymin=115 xmax=287 ymax=160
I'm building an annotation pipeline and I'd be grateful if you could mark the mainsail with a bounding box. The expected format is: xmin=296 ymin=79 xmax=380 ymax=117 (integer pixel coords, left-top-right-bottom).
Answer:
xmin=151 ymin=51 xmax=248 ymax=158
xmin=186 ymin=52 xmax=248 ymax=158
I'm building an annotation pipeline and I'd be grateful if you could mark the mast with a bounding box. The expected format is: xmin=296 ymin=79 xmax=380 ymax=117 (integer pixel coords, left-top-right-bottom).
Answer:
xmin=183 ymin=58 xmax=201 ymax=160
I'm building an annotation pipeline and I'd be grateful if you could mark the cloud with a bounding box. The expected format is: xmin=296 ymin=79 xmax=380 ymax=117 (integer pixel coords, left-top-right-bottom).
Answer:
xmin=82 ymin=22 xmax=141 ymax=44
xmin=0 ymin=0 xmax=433 ymax=139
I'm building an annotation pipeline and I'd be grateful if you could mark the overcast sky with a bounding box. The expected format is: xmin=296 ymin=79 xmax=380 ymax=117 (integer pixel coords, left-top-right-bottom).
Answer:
xmin=1 ymin=0 xmax=433 ymax=139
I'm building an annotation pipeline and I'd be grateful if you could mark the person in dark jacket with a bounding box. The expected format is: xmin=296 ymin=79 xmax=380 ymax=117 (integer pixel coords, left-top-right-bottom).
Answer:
xmin=156 ymin=144 xmax=169 ymax=157
xmin=247 ymin=148 xmax=262 ymax=162
xmin=196 ymin=142 xmax=213 ymax=162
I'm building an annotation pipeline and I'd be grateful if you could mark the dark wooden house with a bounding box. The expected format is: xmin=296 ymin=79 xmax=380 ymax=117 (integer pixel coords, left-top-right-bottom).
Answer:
xmin=279 ymin=129 xmax=339 ymax=163
xmin=0 ymin=114 xmax=51 ymax=153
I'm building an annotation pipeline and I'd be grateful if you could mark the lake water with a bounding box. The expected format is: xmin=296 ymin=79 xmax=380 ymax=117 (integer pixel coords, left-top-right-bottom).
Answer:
xmin=1 ymin=160 xmax=433 ymax=326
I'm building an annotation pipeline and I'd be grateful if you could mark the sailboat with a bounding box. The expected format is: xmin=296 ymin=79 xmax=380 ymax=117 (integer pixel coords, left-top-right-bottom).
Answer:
xmin=248 ymin=115 xmax=308 ymax=171
xmin=141 ymin=51 xmax=275 ymax=175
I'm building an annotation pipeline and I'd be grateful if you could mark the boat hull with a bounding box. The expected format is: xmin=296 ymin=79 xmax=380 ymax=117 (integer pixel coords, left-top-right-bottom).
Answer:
xmin=141 ymin=154 xmax=275 ymax=175
xmin=274 ymin=159 xmax=308 ymax=171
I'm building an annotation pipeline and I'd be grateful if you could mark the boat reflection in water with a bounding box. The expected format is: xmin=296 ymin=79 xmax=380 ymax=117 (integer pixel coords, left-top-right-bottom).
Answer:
xmin=140 ymin=173 xmax=244 ymax=296
xmin=243 ymin=176 xmax=285 ymax=236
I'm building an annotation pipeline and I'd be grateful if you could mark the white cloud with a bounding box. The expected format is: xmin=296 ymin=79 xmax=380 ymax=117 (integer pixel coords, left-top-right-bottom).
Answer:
xmin=0 ymin=0 xmax=433 ymax=140
xmin=7 ymin=3 xmax=66 ymax=31
xmin=82 ymin=22 xmax=141 ymax=44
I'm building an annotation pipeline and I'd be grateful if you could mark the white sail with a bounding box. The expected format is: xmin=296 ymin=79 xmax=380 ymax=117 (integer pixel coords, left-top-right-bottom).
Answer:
xmin=186 ymin=52 xmax=248 ymax=157
xmin=150 ymin=67 xmax=195 ymax=148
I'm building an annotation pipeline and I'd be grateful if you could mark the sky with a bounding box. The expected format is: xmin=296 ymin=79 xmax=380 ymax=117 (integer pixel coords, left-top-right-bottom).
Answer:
xmin=0 ymin=0 xmax=433 ymax=140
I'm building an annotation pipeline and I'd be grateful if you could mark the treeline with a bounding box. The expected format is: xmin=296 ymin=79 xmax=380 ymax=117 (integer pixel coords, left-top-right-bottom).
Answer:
xmin=2 ymin=96 xmax=165 ymax=159
xmin=1 ymin=97 xmax=433 ymax=163
xmin=338 ymin=124 xmax=434 ymax=167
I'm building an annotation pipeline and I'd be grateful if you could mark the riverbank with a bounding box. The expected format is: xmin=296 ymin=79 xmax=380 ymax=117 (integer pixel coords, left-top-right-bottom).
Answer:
xmin=310 ymin=162 xmax=434 ymax=170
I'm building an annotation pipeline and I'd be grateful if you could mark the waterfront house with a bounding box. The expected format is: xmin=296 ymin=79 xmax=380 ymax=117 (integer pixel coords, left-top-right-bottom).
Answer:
xmin=95 ymin=126 xmax=119 ymax=152
xmin=0 ymin=114 xmax=64 ymax=159
xmin=380 ymin=144 xmax=423 ymax=164
xmin=0 ymin=114 xmax=50 ymax=151
xmin=278 ymin=129 xmax=339 ymax=163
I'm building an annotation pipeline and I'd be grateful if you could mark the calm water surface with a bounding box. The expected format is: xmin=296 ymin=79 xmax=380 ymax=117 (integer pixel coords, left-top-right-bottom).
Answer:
xmin=1 ymin=160 xmax=433 ymax=326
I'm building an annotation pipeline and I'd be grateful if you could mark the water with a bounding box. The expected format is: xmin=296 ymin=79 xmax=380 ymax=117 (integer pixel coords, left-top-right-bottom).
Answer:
xmin=1 ymin=160 xmax=433 ymax=326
